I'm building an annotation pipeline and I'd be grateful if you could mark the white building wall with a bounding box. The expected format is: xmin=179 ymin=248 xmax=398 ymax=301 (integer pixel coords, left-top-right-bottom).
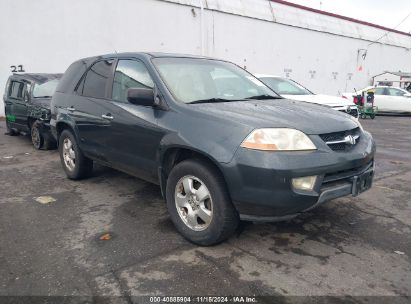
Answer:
xmin=1 ymin=0 xmax=410 ymax=116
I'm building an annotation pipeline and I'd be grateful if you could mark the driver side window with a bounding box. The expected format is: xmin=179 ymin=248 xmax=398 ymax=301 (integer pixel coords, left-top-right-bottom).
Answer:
xmin=112 ymin=60 xmax=154 ymax=103
xmin=8 ymin=81 xmax=25 ymax=100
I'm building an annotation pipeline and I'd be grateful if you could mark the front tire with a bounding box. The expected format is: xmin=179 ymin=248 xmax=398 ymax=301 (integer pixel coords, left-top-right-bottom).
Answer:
xmin=166 ymin=159 xmax=239 ymax=246
xmin=58 ymin=129 xmax=93 ymax=180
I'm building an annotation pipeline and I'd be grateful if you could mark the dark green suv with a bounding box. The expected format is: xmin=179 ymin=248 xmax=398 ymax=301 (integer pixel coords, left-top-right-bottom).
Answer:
xmin=4 ymin=73 xmax=62 ymax=149
xmin=51 ymin=53 xmax=375 ymax=245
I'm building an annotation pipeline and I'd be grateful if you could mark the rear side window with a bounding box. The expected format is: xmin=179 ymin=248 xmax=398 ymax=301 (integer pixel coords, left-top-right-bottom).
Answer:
xmin=8 ymin=81 xmax=24 ymax=99
xmin=81 ymin=60 xmax=114 ymax=98
xmin=112 ymin=60 xmax=154 ymax=102
xmin=374 ymin=88 xmax=385 ymax=95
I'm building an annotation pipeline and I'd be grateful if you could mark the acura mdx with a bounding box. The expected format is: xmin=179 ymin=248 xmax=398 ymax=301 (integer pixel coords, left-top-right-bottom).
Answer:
xmin=50 ymin=53 xmax=375 ymax=245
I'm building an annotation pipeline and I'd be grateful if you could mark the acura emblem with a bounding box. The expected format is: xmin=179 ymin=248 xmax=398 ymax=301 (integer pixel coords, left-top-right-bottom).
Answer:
xmin=344 ymin=135 xmax=357 ymax=145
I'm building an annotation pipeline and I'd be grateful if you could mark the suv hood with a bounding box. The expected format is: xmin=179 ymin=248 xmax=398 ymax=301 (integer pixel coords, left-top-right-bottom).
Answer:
xmin=282 ymin=94 xmax=354 ymax=107
xmin=190 ymin=99 xmax=358 ymax=135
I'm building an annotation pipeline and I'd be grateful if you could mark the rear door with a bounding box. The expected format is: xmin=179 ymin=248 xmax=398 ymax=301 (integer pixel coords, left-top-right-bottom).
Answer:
xmin=373 ymin=87 xmax=390 ymax=111
xmin=103 ymin=58 xmax=165 ymax=182
xmin=69 ymin=59 xmax=116 ymax=162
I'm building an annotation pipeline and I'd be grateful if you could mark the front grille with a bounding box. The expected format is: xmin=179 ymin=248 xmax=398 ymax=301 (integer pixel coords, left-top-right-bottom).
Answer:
xmin=319 ymin=127 xmax=361 ymax=151
xmin=338 ymin=107 xmax=358 ymax=118
xmin=323 ymin=160 xmax=373 ymax=184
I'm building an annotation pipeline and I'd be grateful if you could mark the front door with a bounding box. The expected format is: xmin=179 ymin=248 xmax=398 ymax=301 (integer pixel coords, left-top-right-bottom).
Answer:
xmin=5 ymin=80 xmax=29 ymax=131
xmin=104 ymin=59 xmax=165 ymax=182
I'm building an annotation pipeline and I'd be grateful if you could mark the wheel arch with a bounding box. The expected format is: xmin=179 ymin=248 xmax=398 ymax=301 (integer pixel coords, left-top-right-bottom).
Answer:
xmin=27 ymin=117 xmax=37 ymax=129
xmin=55 ymin=121 xmax=78 ymax=147
xmin=159 ymin=146 xmax=230 ymax=199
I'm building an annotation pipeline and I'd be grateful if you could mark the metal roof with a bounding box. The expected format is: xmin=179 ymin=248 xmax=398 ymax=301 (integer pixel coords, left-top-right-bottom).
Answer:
xmin=11 ymin=73 xmax=62 ymax=84
xmin=162 ymin=0 xmax=411 ymax=49
xmin=270 ymin=0 xmax=411 ymax=37
xmin=373 ymin=71 xmax=411 ymax=78
xmin=386 ymin=72 xmax=411 ymax=77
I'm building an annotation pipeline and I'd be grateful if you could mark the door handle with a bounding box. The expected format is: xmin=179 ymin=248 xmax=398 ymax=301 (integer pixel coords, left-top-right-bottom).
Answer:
xmin=101 ymin=113 xmax=114 ymax=120
xmin=66 ymin=106 xmax=76 ymax=112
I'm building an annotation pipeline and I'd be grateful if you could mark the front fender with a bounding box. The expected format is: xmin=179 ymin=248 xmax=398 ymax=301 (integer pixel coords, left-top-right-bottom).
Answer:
xmin=156 ymin=132 xmax=233 ymax=198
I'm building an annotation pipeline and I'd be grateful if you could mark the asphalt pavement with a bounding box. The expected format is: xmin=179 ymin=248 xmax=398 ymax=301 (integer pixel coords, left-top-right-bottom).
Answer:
xmin=0 ymin=117 xmax=410 ymax=303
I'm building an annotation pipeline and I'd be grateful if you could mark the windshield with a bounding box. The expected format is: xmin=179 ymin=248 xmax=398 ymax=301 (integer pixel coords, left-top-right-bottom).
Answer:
xmin=152 ymin=58 xmax=279 ymax=103
xmin=259 ymin=77 xmax=312 ymax=96
xmin=32 ymin=79 xmax=60 ymax=98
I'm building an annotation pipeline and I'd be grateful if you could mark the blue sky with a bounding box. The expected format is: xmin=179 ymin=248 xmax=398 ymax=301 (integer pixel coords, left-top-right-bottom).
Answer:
xmin=285 ymin=0 xmax=411 ymax=33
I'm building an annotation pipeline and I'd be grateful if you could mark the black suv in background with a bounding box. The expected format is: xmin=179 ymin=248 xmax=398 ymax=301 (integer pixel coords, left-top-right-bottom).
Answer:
xmin=51 ymin=53 xmax=375 ymax=245
xmin=4 ymin=73 xmax=62 ymax=149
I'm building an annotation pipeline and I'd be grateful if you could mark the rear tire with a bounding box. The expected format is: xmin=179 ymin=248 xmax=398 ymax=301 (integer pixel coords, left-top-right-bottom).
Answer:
xmin=31 ymin=121 xmax=44 ymax=150
xmin=166 ymin=159 xmax=239 ymax=246
xmin=58 ymin=129 xmax=93 ymax=180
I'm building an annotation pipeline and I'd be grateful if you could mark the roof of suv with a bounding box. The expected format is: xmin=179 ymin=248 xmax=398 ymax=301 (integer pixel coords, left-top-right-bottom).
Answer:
xmin=56 ymin=52 xmax=223 ymax=94
xmin=96 ymin=52 xmax=213 ymax=60
xmin=10 ymin=73 xmax=62 ymax=84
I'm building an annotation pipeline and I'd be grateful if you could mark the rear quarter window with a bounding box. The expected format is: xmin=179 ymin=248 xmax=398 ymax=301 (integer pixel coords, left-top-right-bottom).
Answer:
xmin=81 ymin=60 xmax=114 ymax=99
xmin=374 ymin=88 xmax=385 ymax=95
xmin=56 ymin=58 xmax=97 ymax=94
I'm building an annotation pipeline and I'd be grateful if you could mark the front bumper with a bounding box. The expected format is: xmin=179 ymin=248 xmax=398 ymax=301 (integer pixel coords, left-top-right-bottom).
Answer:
xmin=221 ymin=131 xmax=375 ymax=221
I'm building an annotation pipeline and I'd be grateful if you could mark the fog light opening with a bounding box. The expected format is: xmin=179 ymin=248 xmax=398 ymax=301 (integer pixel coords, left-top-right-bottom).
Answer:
xmin=292 ymin=176 xmax=318 ymax=191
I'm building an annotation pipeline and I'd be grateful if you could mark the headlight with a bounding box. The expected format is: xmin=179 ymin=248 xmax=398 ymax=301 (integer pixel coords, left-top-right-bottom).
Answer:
xmin=240 ymin=128 xmax=316 ymax=151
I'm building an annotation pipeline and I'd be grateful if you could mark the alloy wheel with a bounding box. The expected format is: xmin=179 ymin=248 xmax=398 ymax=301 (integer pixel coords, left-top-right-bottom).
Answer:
xmin=62 ymin=138 xmax=76 ymax=171
xmin=31 ymin=127 xmax=41 ymax=149
xmin=175 ymin=175 xmax=213 ymax=231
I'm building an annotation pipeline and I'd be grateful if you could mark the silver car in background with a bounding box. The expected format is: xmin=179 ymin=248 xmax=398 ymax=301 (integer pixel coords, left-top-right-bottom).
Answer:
xmin=256 ymin=74 xmax=359 ymax=119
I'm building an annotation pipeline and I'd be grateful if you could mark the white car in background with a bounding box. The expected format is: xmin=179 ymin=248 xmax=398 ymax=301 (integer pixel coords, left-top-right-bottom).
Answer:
xmin=342 ymin=86 xmax=411 ymax=114
xmin=256 ymin=74 xmax=359 ymax=119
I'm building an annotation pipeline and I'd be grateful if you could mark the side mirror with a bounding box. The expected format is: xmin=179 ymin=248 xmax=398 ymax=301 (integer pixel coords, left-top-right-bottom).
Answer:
xmin=404 ymin=93 xmax=411 ymax=97
xmin=127 ymin=88 xmax=155 ymax=106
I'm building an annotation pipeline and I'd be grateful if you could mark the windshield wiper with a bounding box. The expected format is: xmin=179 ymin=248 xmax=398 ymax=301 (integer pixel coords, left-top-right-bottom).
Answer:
xmin=34 ymin=95 xmax=52 ymax=98
xmin=246 ymin=94 xmax=282 ymax=100
xmin=188 ymin=98 xmax=239 ymax=104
